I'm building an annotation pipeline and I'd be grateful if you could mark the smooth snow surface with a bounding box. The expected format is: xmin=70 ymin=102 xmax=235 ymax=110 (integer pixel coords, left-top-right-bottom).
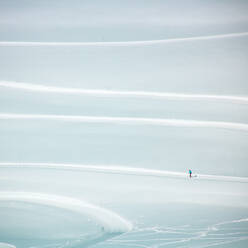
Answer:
xmin=0 ymin=0 xmax=248 ymax=247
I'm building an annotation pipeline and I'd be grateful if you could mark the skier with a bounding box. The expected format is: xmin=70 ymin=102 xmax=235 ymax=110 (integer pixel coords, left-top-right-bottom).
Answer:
xmin=189 ymin=169 xmax=192 ymax=178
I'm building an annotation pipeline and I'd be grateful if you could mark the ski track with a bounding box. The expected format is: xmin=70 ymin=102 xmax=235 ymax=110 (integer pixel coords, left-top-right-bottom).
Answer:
xmin=0 ymin=191 xmax=132 ymax=233
xmin=105 ymin=218 xmax=248 ymax=248
xmin=1 ymin=81 xmax=248 ymax=104
xmin=1 ymin=113 xmax=248 ymax=132
xmin=0 ymin=32 xmax=247 ymax=47
xmin=0 ymin=163 xmax=247 ymax=183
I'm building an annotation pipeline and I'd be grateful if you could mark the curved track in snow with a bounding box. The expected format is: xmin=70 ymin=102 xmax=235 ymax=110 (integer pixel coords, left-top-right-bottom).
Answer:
xmin=1 ymin=163 xmax=247 ymax=183
xmin=0 ymin=32 xmax=247 ymax=47
xmin=1 ymin=113 xmax=248 ymax=132
xmin=1 ymin=81 xmax=248 ymax=104
xmin=0 ymin=191 xmax=132 ymax=233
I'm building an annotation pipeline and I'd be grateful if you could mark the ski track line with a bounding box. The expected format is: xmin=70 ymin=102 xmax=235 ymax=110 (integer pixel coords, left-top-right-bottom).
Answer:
xmin=1 ymin=113 xmax=248 ymax=131
xmin=0 ymin=32 xmax=247 ymax=47
xmin=1 ymin=81 xmax=248 ymax=104
xmin=0 ymin=191 xmax=132 ymax=233
xmin=0 ymin=163 xmax=247 ymax=183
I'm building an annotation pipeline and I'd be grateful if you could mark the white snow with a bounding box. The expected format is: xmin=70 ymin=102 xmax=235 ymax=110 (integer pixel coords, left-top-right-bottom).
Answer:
xmin=1 ymin=113 xmax=248 ymax=131
xmin=0 ymin=192 xmax=132 ymax=233
xmin=1 ymin=80 xmax=248 ymax=104
xmin=0 ymin=0 xmax=248 ymax=247
xmin=0 ymin=32 xmax=247 ymax=47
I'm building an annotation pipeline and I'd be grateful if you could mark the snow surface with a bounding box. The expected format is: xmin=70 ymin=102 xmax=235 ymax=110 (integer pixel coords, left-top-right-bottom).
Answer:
xmin=0 ymin=0 xmax=248 ymax=247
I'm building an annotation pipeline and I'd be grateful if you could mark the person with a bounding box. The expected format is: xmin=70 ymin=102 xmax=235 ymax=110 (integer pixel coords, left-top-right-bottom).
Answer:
xmin=189 ymin=169 xmax=192 ymax=178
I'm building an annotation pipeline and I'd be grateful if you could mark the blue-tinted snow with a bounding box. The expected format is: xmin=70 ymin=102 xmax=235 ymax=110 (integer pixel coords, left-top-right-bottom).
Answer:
xmin=0 ymin=0 xmax=248 ymax=247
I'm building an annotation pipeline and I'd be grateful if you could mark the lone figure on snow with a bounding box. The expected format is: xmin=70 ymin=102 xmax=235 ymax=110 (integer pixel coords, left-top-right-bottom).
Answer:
xmin=189 ymin=169 xmax=192 ymax=178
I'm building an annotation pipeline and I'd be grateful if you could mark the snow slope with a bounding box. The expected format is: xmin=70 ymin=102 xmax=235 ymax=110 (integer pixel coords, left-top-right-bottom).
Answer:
xmin=0 ymin=0 xmax=248 ymax=247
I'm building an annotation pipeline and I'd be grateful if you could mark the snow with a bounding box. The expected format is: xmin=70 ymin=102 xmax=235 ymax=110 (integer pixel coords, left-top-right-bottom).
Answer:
xmin=0 ymin=191 xmax=132 ymax=233
xmin=0 ymin=0 xmax=248 ymax=247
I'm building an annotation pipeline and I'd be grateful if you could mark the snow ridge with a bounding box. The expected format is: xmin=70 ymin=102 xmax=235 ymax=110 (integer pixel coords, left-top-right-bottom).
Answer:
xmin=1 ymin=113 xmax=248 ymax=131
xmin=0 ymin=243 xmax=16 ymax=248
xmin=1 ymin=81 xmax=247 ymax=104
xmin=0 ymin=191 xmax=132 ymax=233
xmin=1 ymin=163 xmax=247 ymax=183
xmin=0 ymin=32 xmax=247 ymax=47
